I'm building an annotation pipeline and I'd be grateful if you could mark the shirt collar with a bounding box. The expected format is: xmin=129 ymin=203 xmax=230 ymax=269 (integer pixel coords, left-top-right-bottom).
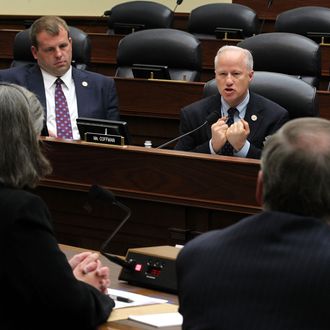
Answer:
xmin=41 ymin=66 xmax=72 ymax=90
xmin=221 ymin=91 xmax=250 ymax=116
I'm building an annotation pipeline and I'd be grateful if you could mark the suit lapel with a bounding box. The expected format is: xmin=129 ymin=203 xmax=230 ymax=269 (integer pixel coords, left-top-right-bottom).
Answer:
xmin=72 ymin=68 xmax=90 ymax=117
xmin=26 ymin=66 xmax=47 ymax=112
xmin=244 ymin=92 xmax=264 ymax=141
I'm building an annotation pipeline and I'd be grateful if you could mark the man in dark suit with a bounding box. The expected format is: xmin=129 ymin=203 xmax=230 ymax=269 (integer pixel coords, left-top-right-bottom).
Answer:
xmin=176 ymin=117 xmax=330 ymax=330
xmin=0 ymin=16 xmax=119 ymax=139
xmin=174 ymin=45 xmax=289 ymax=159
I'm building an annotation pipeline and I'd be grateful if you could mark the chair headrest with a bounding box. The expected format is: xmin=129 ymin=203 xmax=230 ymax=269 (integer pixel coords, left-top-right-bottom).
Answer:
xmin=117 ymin=28 xmax=201 ymax=68
xmin=115 ymin=28 xmax=202 ymax=81
xmin=203 ymin=72 xmax=318 ymax=119
xmin=69 ymin=26 xmax=91 ymax=69
xmin=107 ymin=0 xmax=173 ymax=32
xmin=237 ymin=32 xmax=321 ymax=88
xmin=188 ymin=3 xmax=259 ymax=37
xmin=275 ymin=6 xmax=330 ymax=36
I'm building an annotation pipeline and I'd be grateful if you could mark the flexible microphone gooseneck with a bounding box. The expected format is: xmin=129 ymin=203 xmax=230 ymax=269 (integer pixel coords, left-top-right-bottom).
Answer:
xmin=173 ymin=0 xmax=184 ymax=13
xmin=87 ymin=185 xmax=135 ymax=270
xmin=259 ymin=0 xmax=274 ymax=33
xmin=156 ymin=110 xmax=220 ymax=149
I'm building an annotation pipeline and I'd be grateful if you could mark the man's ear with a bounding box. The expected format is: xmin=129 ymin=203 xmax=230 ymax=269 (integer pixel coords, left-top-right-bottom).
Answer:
xmin=256 ymin=170 xmax=263 ymax=206
xmin=31 ymin=46 xmax=38 ymax=60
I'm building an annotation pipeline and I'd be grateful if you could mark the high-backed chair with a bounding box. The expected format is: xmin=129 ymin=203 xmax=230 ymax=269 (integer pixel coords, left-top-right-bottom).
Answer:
xmin=275 ymin=6 xmax=330 ymax=41
xmin=105 ymin=1 xmax=174 ymax=35
xmin=203 ymin=72 xmax=318 ymax=119
xmin=188 ymin=3 xmax=259 ymax=39
xmin=115 ymin=28 xmax=202 ymax=81
xmin=237 ymin=32 xmax=321 ymax=88
xmin=12 ymin=26 xmax=91 ymax=70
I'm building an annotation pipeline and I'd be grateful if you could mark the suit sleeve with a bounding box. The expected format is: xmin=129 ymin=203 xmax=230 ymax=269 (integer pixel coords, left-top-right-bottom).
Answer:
xmin=105 ymin=77 xmax=120 ymax=121
xmin=247 ymin=105 xmax=290 ymax=159
xmin=174 ymin=107 xmax=211 ymax=153
xmin=5 ymin=193 xmax=114 ymax=328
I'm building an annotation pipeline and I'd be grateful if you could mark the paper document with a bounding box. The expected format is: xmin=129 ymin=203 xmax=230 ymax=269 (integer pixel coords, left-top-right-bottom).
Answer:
xmin=128 ymin=312 xmax=183 ymax=327
xmin=108 ymin=288 xmax=168 ymax=309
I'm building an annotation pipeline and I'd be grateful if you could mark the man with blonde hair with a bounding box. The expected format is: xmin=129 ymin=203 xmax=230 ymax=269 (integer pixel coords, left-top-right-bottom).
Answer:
xmin=175 ymin=45 xmax=289 ymax=158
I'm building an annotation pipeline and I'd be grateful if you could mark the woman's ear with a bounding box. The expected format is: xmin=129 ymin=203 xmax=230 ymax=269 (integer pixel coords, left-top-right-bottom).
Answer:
xmin=256 ymin=170 xmax=263 ymax=206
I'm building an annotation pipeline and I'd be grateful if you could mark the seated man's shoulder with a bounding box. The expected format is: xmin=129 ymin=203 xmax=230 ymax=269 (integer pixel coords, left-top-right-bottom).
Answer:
xmin=0 ymin=63 xmax=36 ymax=79
xmin=250 ymin=91 xmax=287 ymax=113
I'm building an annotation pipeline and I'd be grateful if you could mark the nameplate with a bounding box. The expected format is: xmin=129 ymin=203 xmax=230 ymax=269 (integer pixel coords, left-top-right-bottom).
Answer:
xmin=84 ymin=132 xmax=124 ymax=145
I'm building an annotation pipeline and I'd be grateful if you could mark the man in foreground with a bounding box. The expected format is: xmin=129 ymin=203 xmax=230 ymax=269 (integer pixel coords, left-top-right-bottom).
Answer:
xmin=177 ymin=117 xmax=330 ymax=329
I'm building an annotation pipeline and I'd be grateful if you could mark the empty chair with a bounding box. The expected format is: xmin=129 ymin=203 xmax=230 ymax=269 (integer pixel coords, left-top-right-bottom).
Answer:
xmin=188 ymin=3 xmax=259 ymax=39
xmin=203 ymin=71 xmax=318 ymax=119
xmin=12 ymin=26 xmax=91 ymax=70
xmin=115 ymin=28 xmax=202 ymax=81
xmin=237 ymin=32 xmax=321 ymax=88
xmin=275 ymin=6 xmax=330 ymax=42
xmin=105 ymin=1 xmax=173 ymax=35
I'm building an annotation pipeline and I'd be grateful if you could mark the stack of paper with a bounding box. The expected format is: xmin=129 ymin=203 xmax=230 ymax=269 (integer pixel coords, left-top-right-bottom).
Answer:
xmin=128 ymin=312 xmax=183 ymax=327
xmin=108 ymin=288 xmax=168 ymax=309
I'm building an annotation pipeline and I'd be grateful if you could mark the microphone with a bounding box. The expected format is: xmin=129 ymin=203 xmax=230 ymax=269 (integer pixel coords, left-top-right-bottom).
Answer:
xmin=173 ymin=0 xmax=183 ymax=12
xmin=156 ymin=110 xmax=220 ymax=149
xmin=87 ymin=185 xmax=135 ymax=270
xmin=103 ymin=9 xmax=112 ymax=16
xmin=259 ymin=0 xmax=273 ymax=33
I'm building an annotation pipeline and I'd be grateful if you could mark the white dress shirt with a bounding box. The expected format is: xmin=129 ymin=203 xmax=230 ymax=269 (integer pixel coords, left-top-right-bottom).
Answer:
xmin=209 ymin=91 xmax=251 ymax=157
xmin=41 ymin=67 xmax=80 ymax=140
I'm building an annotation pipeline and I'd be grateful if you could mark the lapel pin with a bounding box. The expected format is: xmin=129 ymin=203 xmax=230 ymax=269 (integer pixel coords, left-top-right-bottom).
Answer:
xmin=82 ymin=81 xmax=88 ymax=87
xmin=251 ymin=115 xmax=257 ymax=121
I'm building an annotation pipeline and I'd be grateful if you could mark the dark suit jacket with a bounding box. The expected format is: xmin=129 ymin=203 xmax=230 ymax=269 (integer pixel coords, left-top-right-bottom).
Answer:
xmin=0 ymin=185 xmax=114 ymax=330
xmin=176 ymin=211 xmax=330 ymax=330
xmin=174 ymin=92 xmax=289 ymax=159
xmin=0 ymin=64 xmax=119 ymax=135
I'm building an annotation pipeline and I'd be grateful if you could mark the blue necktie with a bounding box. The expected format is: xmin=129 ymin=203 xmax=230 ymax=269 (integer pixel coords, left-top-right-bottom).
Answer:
xmin=221 ymin=107 xmax=237 ymax=156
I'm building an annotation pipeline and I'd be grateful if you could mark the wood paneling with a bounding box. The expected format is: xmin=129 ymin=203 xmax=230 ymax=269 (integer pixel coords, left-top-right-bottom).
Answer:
xmin=36 ymin=138 xmax=260 ymax=254
xmin=233 ymin=1 xmax=330 ymax=20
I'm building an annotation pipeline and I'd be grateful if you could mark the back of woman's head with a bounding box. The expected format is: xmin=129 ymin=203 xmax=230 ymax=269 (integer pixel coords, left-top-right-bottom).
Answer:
xmin=0 ymin=83 xmax=51 ymax=188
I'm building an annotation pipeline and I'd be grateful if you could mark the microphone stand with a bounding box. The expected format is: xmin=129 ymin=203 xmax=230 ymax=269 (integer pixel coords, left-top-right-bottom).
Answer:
xmin=156 ymin=121 xmax=208 ymax=149
xmin=156 ymin=110 xmax=220 ymax=149
xmin=173 ymin=0 xmax=183 ymax=13
xmin=87 ymin=185 xmax=135 ymax=270
xmin=259 ymin=0 xmax=274 ymax=34
xmin=100 ymin=200 xmax=136 ymax=270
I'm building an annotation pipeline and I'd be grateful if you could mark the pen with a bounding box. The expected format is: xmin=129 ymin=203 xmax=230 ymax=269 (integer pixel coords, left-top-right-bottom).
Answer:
xmin=109 ymin=294 xmax=134 ymax=303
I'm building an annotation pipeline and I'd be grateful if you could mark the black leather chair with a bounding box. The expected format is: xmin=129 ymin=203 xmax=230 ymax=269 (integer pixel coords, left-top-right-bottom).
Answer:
xmin=115 ymin=28 xmax=202 ymax=81
xmin=275 ymin=6 xmax=330 ymax=41
xmin=105 ymin=1 xmax=174 ymax=35
xmin=188 ymin=3 xmax=259 ymax=39
xmin=203 ymin=72 xmax=318 ymax=119
xmin=237 ymin=32 xmax=321 ymax=88
xmin=12 ymin=26 xmax=91 ymax=70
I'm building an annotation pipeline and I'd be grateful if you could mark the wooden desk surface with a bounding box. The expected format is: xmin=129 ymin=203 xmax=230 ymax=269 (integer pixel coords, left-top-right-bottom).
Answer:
xmin=60 ymin=244 xmax=179 ymax=330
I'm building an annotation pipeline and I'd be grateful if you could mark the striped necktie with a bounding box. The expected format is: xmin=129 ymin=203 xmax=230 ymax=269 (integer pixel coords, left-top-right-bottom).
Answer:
xmin=221 ymin=107 xmax=237 ymax=156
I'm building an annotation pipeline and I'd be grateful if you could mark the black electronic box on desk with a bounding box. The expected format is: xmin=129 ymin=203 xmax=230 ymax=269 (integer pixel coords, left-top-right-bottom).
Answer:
xmin=118 ymin=245 xmax=181 ymax=293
